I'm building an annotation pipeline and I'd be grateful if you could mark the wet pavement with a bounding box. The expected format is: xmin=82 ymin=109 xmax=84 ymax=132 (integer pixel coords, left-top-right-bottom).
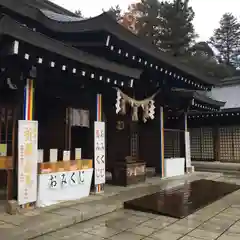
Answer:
xmin=33 ymin=202 xmax=240 ymax=240
xmin=124 ymin=179 xmax=240 ymax=219
xmin=32 ymin=174 xmax=240 ymax=240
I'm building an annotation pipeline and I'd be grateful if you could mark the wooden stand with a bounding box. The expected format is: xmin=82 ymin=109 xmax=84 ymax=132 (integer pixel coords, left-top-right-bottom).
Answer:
xmin=0 ymin=156 xmax=13 ymax=199
xmin=112 ymin=160 xmax=146 ymax=186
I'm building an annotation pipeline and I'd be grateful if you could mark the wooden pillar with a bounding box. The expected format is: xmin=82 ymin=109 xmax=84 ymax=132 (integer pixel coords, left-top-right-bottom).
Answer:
xmin=179 ymin=113 xmax=187 ymax=157
xmin=184 ymin=113 xmax=192 ymax=172
xmin=65 ymin=107 xmax=72 ymax=150
xmin=7 ymin=72 xmax=25 ymax=205
xmin=11 ymin=106 xmax=19 ymax=202
xmin=180 ymin=112 xmax=190 ymax=172
xmin=6 ymin=107 xmax=17 ymax=201
xmin=160 ymin=106 xmax=165 ymax=177
xmin=184 ymin=112 xmax=188 ymax=132
xmin=213 ymin=125 xmax=220 ymax=161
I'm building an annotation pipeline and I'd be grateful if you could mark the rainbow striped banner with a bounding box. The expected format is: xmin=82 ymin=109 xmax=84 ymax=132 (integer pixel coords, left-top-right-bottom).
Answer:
xmin=96 ymin=94 xmax=102 ymax=121
xmin=23 ymin=79 xmax=34 ymax=120
xmin=22 ymin=79 xmax=35 ymax=209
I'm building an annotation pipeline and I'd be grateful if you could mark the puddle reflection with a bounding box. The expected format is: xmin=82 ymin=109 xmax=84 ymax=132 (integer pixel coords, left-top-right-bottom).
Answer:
xmin=124 ymin=180 xmax=240 ymax=219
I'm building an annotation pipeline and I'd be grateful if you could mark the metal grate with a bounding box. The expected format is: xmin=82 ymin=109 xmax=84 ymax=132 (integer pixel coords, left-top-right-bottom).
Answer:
xmin=190 ymin=128 xmax=214 ymax=161
xmin=233 ymin=126 xmax=240 ymax=162
xmin=219 ymin=126 xmax=240 ymax=163
xmin=164 ymin=131 xmax=172 ymax=158
xmin=173 ymin=132 xmax=180 ymax=157
xmin=201 ymin=128 xmax=214 ymax=160
xmin=191 ymin=126 xmax=240 ymax=163
xmin=190 ymin=128 xmax=201 ymax=159
xmin=164 ymin=131 xmax=180 ymax=158
xmin=219 ymin=127 xmax=233 ymax=162
xmin=131 ymin=131 xmax=139 ymax=160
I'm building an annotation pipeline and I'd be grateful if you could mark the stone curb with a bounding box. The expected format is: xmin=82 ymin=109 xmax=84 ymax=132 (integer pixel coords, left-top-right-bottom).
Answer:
xmin=193 ymin=161 xmax=240 ymax=175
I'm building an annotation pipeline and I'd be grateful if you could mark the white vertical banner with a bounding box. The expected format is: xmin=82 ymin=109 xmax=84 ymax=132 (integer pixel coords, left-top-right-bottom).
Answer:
xmin=63 ymin=151 xmax=70 ymax=161
xmin=38 ymin=149 xmax=44 ymax=163
xmin=185 ymin=131 xmax=191 ymax=168
xmin=94 ymin=121 xmax=105 ymax=184
xmin=50 ymin=149 xmax=58 ymax=163
xmin=75 ymin=148 xmax=82 ymax=160
xmin=18 ymin=120 xmax=38 ymax=205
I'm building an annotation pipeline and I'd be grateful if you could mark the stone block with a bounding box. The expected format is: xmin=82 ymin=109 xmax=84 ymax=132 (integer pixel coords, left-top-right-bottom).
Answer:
xmin=5 ymin=200 xmax=19 ymax=215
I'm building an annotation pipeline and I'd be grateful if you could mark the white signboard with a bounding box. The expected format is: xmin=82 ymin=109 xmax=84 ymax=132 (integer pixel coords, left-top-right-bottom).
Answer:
xmin=38 ymin=149 xmax=44 ymax=163
xmin=75 ymin=148 xmax=82 ymax=160
xmin=185 ymin=131 xmax=191 ymax=168
xmin=165 ymin=158 xmax=185 ymax=178
xmin=18 ymin=120 xmax=38 ymax=205
xmin=94 ymin=122 xmax=105 ymax=185
xmin=50 ymin=149 xmax=58 ymax=162
xmin=63 ymin=151 xmax=70 ymax=161
xmin=37 ymin=169 xmax=93 ymax=207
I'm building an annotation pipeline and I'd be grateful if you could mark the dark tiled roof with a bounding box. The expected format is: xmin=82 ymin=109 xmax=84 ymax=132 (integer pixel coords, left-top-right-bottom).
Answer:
xmin=206 ymin=85 xmax=240 ymax=109
xmin=0 ymin=16 xmax=141 ymax=79
xmin=0 ymin=0 xmax=218 ymax=86
xmin=217 ymin=76 xmax=240 ymax=86
xmin=40 ymin=9 xmax=83 ymax=22
xmin=27 ymin=0 xmax=77 ymax=17
xmin=172 ymin=88 xmax=225 ymax=107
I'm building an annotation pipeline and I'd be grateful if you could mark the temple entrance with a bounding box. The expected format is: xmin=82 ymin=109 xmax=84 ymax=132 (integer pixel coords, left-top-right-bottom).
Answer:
xmin=69 ymin=108 xmax=91 ymax=159
xmin=71 ymin=127 xmax=90 ymax=159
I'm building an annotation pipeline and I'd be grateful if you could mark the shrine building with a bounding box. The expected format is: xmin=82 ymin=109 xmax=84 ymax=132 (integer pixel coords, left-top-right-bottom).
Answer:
xmin=0 ymin=0 xmax=224 ymax=211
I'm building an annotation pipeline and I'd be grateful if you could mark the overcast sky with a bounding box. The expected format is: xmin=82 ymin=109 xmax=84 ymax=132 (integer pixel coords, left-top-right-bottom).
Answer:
xmin=50 ymin=0 xmax=240 ymax=41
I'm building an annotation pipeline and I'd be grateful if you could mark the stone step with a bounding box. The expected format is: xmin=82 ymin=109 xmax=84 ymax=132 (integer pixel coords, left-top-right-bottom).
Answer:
xmin=193 ymin=161 xmax=240 ymax=175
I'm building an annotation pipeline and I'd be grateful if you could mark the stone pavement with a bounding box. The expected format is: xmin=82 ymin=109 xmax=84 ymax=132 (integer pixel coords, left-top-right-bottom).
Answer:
xmin=0 ymin=172 xmax=226 ymax=239
xmin=34 ymin=198 xmax=240 ymax=240
xmin=34 ymin=173 xmax=240 ymax=240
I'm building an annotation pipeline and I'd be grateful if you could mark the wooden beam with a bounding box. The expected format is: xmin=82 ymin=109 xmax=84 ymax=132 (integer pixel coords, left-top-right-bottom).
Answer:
xmin=213 ymin=125 xmax=220 ymax=162
xmin=68 ymin=42 xmax=105 ymax=47
xmin=160 ymin=106 xmax=164 ymax=177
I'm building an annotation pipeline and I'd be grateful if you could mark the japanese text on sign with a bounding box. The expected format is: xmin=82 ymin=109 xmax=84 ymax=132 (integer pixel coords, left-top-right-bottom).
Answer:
xmin=48 ymin=171 xmax=85 ymax=189
xmin=37 ymin=168 xmax=93 ymax=207
xmin=94 ymin=122 xmax=105 ymax=185
xmin=18 ymin=120 xmax=38 ymax=205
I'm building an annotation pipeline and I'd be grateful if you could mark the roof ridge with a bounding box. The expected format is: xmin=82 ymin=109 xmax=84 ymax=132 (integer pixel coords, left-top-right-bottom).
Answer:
xmin=27 ymin=0 xmax=77 ymax=17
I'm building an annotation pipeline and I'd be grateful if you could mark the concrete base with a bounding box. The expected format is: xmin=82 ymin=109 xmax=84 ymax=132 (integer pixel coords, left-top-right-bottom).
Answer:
xmin=186 ymin=166 xmax=195 ymax=173
xmin=192 ymin=161 xmax=240 ymax=175
xmin=5 ymin=200 xmax=19 ymax=215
